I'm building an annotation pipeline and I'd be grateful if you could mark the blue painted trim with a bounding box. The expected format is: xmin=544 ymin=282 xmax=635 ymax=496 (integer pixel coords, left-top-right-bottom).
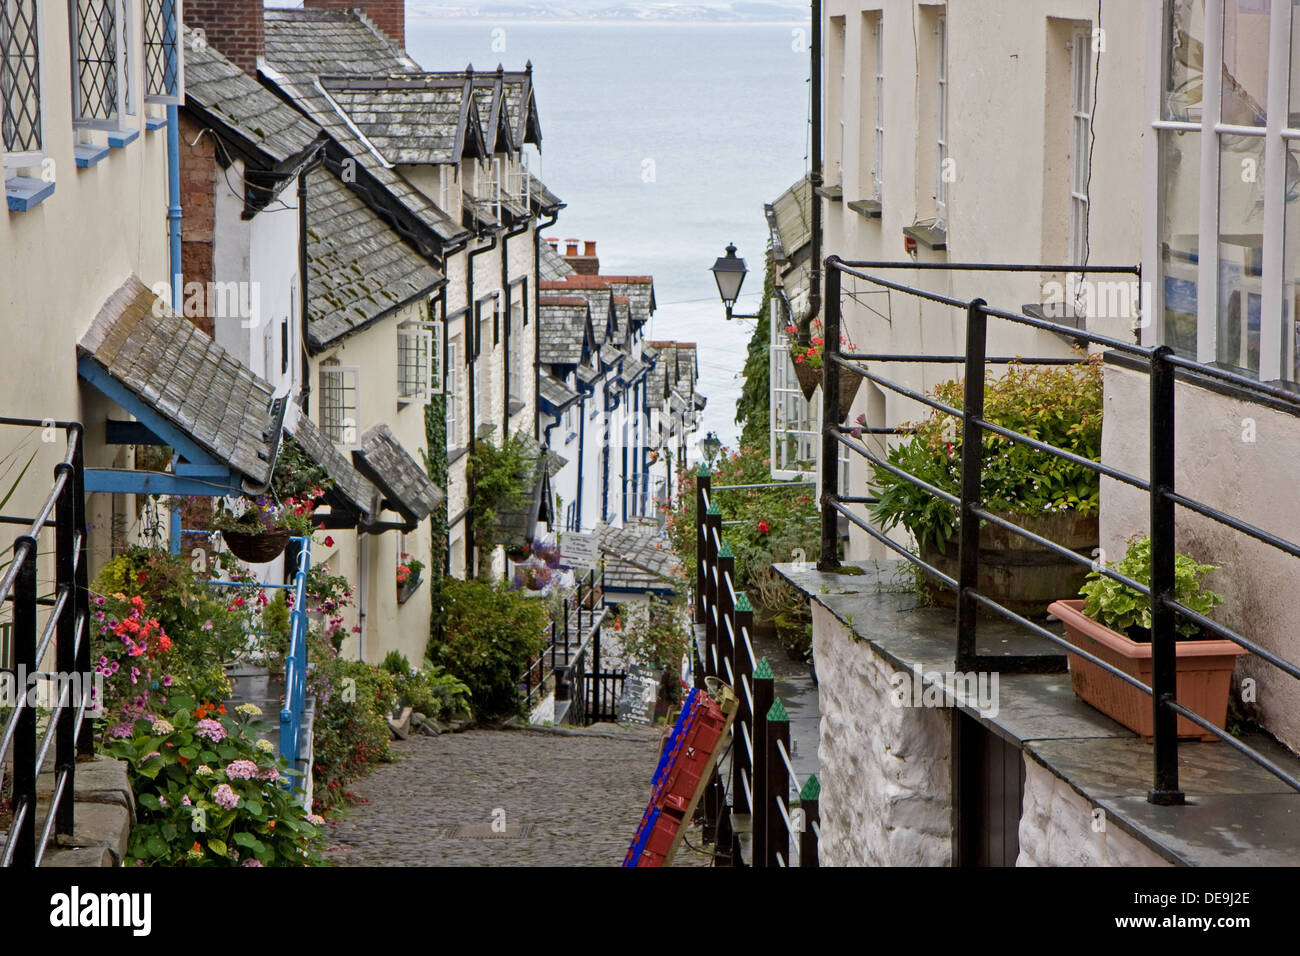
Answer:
xmin=107 ymin=128 xmax=140 ymax=149
xmin=84 ymin=469 xmax=242 ymax=496
xmin=77 ymin=357 xmax=224 ymax=470
xmin=74 ymin=143 xmax=110 ymax=168
xmin=146 ymin=116 xmax=168 ymax=131
xmin=6 ymin=176 xmax=55 ymax=212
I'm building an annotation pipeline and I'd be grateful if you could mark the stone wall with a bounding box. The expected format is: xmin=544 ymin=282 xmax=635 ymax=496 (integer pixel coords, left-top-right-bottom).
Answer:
xmin=811 ymin=603 xmax=953 ymax=866
xmin=1016 ymin=757 xmax=1171 ymax=867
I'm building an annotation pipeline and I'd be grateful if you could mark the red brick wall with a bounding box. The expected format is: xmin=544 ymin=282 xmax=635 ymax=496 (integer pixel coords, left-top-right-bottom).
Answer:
xmin=303 ymin=0 xmax=406 ymax=47
xmin=178 ymin=113 xmax=216 ymax=337
xmin=184 ymin=0 xmax=264 ymax=74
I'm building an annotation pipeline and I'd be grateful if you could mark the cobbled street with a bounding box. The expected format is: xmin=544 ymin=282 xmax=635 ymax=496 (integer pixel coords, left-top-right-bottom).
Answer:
xmin=323 ymin=725 xmax=663 ymax=866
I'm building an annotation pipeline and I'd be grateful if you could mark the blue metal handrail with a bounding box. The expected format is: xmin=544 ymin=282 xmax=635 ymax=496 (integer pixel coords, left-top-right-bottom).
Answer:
xmin=280 ymin=536 xmax=311 ymax=792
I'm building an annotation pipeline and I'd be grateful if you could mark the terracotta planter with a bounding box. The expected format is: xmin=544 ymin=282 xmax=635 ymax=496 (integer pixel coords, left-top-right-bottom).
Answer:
xmin=1049 ymin=599 xmax=1246 ymax=742
xmin=221 ymin=529 xmax=290 ymax=564
xmin=919 ymin=511 xmax=1098 ymax=617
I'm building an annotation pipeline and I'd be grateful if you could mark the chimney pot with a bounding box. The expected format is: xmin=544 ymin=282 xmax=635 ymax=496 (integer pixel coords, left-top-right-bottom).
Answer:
xmin=584 ymin=241 xmax=597 ymax=257
xmin=565 ymin=240 xmax=580 ymax=257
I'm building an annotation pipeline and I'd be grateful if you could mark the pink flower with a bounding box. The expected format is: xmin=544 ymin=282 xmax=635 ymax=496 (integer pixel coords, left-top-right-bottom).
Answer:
xmin=225 ymin=759 xmax=258 ymax=780
xmin=212 ymin=784 xmax=239 ymax=810
xmin=194 ymin=719 xmax=227 ymax=743
xmin=242 ymin=858 xmax=264 ymax=867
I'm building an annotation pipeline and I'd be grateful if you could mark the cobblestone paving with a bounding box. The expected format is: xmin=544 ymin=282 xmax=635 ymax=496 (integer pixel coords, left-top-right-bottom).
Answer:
xmin=323 ymin=726 xmax=661 ymax=866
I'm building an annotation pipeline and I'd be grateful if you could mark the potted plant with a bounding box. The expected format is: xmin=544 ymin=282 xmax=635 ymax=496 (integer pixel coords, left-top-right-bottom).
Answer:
xmin=787 ymin=318 xmax=861 ymax=408
xmin=210 ymin=438 xmax=331 ymax=564
xmin=869 ymin=357 xmax=1103 ymax=617
xmin=397 ymin=555 xmax=425 ymax=604
xmin=1048 ymin=535 xmax=1245 ymax=741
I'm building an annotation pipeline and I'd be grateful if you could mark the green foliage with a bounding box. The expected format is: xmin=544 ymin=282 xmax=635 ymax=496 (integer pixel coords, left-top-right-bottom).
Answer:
xmin=379 ymin=651 xmax=472 ymax=722
xmin=307 ymin=642 xmax=399 ymax=813
xmin=1080 ymin=535 xmax=1224 ymax=639
xmin=102 ymin=698 xmax=326 ymax=866
xmin=612 ymin=601 xmax=691 ymax=675
xmin=424 ymin=395 xmax=449 ymax=644
xmin=429 ymin=577 xmax=548 ymax=717
xmin=736 ymin=249 xmax=775 ymax=449
xmin=664 ymin=443 xmax=819 ymax=596
xmin=467 ymin=429 xmax=539 ymax=563
xmin=870 ymin=356 xmax=1104 ymax=553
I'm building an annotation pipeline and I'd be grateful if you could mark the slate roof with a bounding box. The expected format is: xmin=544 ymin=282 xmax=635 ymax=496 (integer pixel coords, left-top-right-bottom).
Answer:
xmin=528 ymin=172 xmax=563 ymax=212
xmin=539 ymin=240 xmax=576 ymax=281
xmin=262 ymin=9 xmax=466 ymax=245
xmin=79 ymin=278 xmax=279 ymax=485
xmin=767 ymin=174 xmax=812 ymax=265
xmin=284 ymin=410 xmax=378 ymax=519
xmin=538 ymin=298 xmax=591 ymax=365
xmin=538 ymin=372 xmax=580 ymax=411
xmin=597 ymin=525 xmax=680 ymax=580
xmin=606 ymin=278 xmax=656 ymax=325
xmin=353 ymin=424 xmax=445 ymax=526
xmin=645 ymin=354 xmax=668 ymax=411
xmin=184 ymin=29 xmax=323 ymax=167
xmin=317 ymin=74 xmax=487 ymax=166
xmin=600 ymin=343 xmax=625 ymax=367
xmin=306 ymin=168 xmax=444 ymax=351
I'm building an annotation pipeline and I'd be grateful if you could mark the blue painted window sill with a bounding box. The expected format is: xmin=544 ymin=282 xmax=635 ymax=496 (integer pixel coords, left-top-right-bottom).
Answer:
xmin=107 ymin=128 xmax=140 ymax=149
xmin=75 ymin=143 xmax=110 ymax=169
xmin=146 ymin=117 xmax=168 ymax=131
xmin=6 ymin=176 xmax=55 ymax=212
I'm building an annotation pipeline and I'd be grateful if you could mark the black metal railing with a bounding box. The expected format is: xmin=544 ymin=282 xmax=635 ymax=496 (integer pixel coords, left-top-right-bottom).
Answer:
xmin=518 ymin=567 xmax=610 ymax=725
xmin=0 ymin=419 xmax=92 ymax=866
xmin=817 ymin=259 xmax=1300 ymax=805
xmin=694 ymin=471 xmax=820 ymax=866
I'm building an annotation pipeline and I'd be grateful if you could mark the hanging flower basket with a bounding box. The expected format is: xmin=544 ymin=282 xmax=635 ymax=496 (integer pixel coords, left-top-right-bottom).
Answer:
xmin=791 ymin=361 xmax=863 ymax=411
xmin=793 ymin=360 xmax=821 ymax=402
xmin=221 ymin=529 xmax=291 ymax=564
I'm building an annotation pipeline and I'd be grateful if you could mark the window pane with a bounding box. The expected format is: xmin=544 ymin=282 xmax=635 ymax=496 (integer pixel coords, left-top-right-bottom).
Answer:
xmin=75 ymin=0 xmax=119 ymax=121
xmin=0 ymin=0 xmax=42 ymax=153
xmin=1284 ymin=142 xmax=1300 ymax=380
xmin=1218 ymin=135 xmax=1267 ymax=374
xmin=1158 ymin=129 xmax=1202 ymax=354
xmin=1223 ymin=0 xmax=1271 ymax=126
xmin=1165 ymin=0 xmax=1207 ymax=121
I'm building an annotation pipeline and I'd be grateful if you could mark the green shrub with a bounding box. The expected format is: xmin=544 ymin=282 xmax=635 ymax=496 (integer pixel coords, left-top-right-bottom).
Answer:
xmin=429 ymin=578 xmax=548 ymax=717
xmin=307 ymin=644 xmax=399 ymax=813
xmin=870 ymin=357 xmax=1104 ymax=554
xmin=1080 ymin=534 xmax=1224 ymax=640
xmin=380 ymin=651 xmax=473 ymax=722
xmin=102 ymin=696 xmax=326 ymax=866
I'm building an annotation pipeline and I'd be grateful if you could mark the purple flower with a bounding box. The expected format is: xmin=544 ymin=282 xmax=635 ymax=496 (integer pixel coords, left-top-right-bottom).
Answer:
xmin=212 ymin=784 xmax=239 ymax=809
xmin=109 ymin=721 xmax=134 ymax=739
xmin=194 ymin=719 xmax=226 ymax=743
xmin=256 ymin=766 xmax=281 ymax=784
xmin=241 ymin=858 xmax=263 ymax=867
xmin=225 ymin=759 xmax=258 ymax=780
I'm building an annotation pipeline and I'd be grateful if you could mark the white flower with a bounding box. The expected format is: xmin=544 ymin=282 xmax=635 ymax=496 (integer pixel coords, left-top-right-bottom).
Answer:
xmin=255 ymin=738 xmax=275 ymax=754
xmin=236 ymin=703 xmax=263 ymax=717
xmin=150 ymin=719 xmax=175 ymax=735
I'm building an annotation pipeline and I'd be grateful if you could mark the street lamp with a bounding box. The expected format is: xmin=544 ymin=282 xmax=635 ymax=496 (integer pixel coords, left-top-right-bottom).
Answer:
xmin=709 ymin=243 xmax=759 ymax=320
xmin=701 ymin=431 xmax=722 ymax=465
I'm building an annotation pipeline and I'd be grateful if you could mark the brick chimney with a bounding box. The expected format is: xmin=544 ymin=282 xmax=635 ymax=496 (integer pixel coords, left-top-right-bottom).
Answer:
xmin=185 ymin=0 xmax=264 ymax=75
xmin=303 ymin=0 xmax=407 ymax=47
xmin=566 ymin=239 xmax=600 ymax=276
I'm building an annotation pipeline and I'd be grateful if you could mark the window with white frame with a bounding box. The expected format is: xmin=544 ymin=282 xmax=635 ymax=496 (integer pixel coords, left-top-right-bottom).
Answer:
xmin=769 ymin=299 xmax=820 ymax=480
xmin=71 ymin=0 xmax=125 ymax=128
xmin=397 ymin=321 xmax=437 ymax=404
xmin=446 ymin=339 xmax=461 ymax=449
xmin=508 ymin=298 xmax=524 ymax=401
xmin=319 ymin=360 xmax=360 ymax=445
xmin=1147 ymin=0 xmax=1300 ymax=383
xmin=1069 ymin=26 xmax=1093 ymax=265
xmin=142 ymin=0 xmax=182 ymax=104
xmin=935 ymin=13 xmax=949 ymax=221
xmin=1 ymin=0 xmax=44 ymax=163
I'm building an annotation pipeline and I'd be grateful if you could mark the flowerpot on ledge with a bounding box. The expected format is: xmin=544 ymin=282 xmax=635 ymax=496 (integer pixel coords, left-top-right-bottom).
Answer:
xmin=397 ymin=570 xmax=424 ymax=605
xmin=1048 ymin=599 xmax=1246 ymax=742
xmin=221 ymin=529 xmax=291 ymax=564
xmin=918 ymin=510 xmax=1099 ymax=617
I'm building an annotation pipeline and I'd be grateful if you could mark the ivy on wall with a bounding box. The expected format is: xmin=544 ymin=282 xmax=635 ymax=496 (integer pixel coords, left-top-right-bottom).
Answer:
xmin=424 ymin=395 xmax=449 ymax=645
xmin=736 ymin=245 xmax=776 ymax=451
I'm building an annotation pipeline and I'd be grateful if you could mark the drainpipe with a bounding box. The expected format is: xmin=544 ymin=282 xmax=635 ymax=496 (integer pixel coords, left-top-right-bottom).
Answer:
xmin=357 ymin=536 xmax=369 ymax=660
xmin=166 ymin=101 xmax=183 ymax=556
xmin=466 ymin=227 xmax=501 ymax=577
xmin=808 ymin=0 xmax=823 ymax=337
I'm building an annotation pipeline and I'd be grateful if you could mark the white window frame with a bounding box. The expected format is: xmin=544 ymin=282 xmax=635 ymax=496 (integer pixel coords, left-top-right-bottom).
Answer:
xmin=935 ymin=13 xmax=948 ymax=221
xmin=397 ymin=321 xmax=437 ymax=405
xmin=446 ymin=339 xmax=460 ymax=449
xmin=1142 ymin=0 xmax=1296 ymax=383
xmin=142 ymin=0 xmax=183 ymax=105
xmin=319 ymin=361 xmax=360 ymax=446
xmin=1 ymin=0 xmax=47 ymax=168
xmin=873 ymin=14 xmax=885 ymax=201
xmin=769 ymin=298 xmax=820 ymax=480
xmin=1069 ymin=26 xmax=1093 ymax=266
xmin=508 ymin=291 xmax=524 ymax=402
xmin=70 ymin=0 xmax=130 ymax=131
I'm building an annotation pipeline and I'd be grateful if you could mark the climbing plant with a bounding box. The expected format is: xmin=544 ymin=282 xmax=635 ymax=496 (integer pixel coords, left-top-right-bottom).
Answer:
xmin=736 ymin=246 xmax=775 ymax=451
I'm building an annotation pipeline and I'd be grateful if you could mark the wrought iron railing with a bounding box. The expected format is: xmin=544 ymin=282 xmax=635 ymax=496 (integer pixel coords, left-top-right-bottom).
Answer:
xmin=519 ymin=567 xmax=607 ymax=721
xmin=694 ymin=471 xmax=820 ymax=866
xmin=817 ymin=258 xmax=1300 ymax=805
xmin=0 ymin=419 xmax=92 ymax=866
